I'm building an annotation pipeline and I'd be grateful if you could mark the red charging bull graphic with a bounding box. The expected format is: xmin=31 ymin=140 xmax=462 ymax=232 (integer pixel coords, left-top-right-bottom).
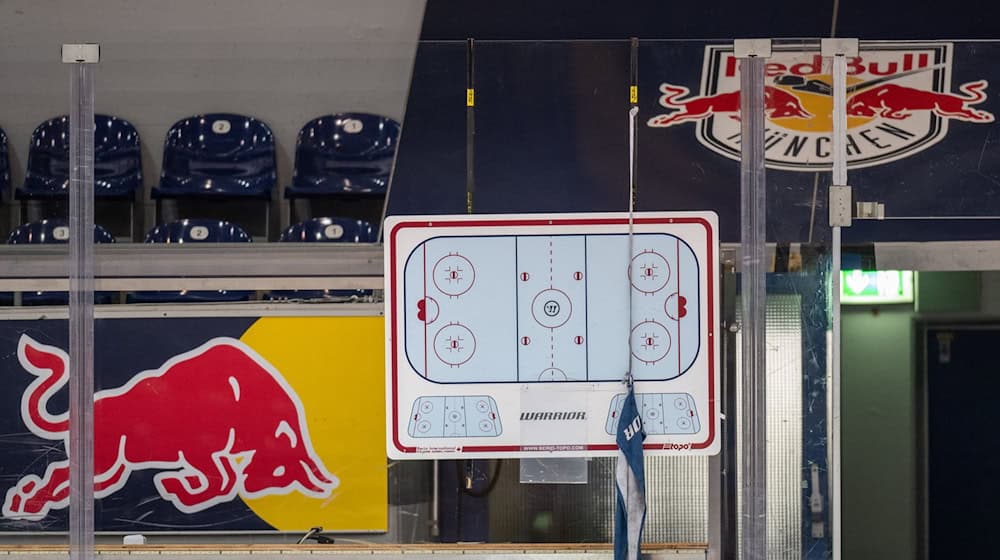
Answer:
xmin=647 ymin=83 xmax=812 ymax=126
xmin=2 ymin=335 xmax=338 ymax=520
xmin=647 ymin=43 xmax=995 ymax=171
xmin=845 ymin=79 xmax=993 ymax=122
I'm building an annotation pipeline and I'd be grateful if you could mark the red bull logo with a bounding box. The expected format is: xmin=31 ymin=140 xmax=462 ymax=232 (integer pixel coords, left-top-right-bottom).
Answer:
xmin=2 ymin=335 xmax=337 ymax=520
xmin=648 ymin=43 xmax=994 ymax=171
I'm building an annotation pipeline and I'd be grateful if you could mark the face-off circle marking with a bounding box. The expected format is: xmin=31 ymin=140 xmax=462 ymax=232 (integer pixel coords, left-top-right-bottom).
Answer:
xmin=630 ymin=320 xmax=672 ymax=364
xmin=433 ymin=323 xmax=476 ymax=366
xmin=433 ymin=254 xmax=476 ymax=297
xmin=531 ymin=288 xmax=573 ymax=329
xmin=538 ymin=368 xmax=567 ymax=381
xmin=629 ymin=250 xmax=670 ymax=294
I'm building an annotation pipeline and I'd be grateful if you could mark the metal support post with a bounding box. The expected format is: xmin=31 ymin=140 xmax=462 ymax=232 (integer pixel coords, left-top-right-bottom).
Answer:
xmin=735 ymin=38 xmax=770 ymax=560
xmin=821 ymin=36 xmax=858 ymax=560
xmin=63 ymin=42 xmax=99 ymax=560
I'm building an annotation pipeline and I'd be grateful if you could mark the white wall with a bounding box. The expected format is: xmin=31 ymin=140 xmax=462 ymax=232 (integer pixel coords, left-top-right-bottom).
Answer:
xmin=0 ymin=0 xmax=425 ymax=232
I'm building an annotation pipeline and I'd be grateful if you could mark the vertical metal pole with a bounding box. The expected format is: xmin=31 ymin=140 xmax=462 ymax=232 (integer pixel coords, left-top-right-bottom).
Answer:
xmin=629 ymin=37 xmax=639 ymax=212
xmin=64 ymin=43 xmax=98 ymax=560
xmin=626 ymin=38 xmax=639 ymax=382
xmin=822 ymin=37 xmax=857 ymax=560
xmin=465 ymin=38 xmax=475 ymax=215
xmin=431 ymin=460 xmax=440 ymax=538
xmin=830 ymin=51 xmax=848 ymax=560
xmin=736 ymin=39 xmax=769 ymax=560
xmin=709 ymin=262 xmax=737 ymax=560
xmin=721 ymin=263 xmax=740 ymax=559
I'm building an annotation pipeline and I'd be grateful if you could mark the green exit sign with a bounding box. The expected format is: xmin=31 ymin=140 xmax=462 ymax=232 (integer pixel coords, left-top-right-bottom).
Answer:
xmin=841 ymin=270 xmax=914 ymax=304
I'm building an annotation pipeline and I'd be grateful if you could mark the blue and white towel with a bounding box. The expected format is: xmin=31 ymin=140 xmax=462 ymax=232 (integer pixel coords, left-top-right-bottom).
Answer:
xmin=614 ymin=385 xmax=647 ymax=560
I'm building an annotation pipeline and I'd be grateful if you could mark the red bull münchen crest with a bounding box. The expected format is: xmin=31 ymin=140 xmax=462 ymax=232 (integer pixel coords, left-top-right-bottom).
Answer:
xmin=648 ymin=43 xmax=994 ymax=171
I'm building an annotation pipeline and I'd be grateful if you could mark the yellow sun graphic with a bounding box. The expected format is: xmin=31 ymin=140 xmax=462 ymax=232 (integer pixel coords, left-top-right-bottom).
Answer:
xmin=239 ymin=316 xmax=387 ymax=531
xmin=771 ymin=74 xmax=875 ymax=132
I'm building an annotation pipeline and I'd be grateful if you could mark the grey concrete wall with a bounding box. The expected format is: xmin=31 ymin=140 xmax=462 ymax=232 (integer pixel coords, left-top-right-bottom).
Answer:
xmin=0 ymin=0 xmax=425 ymax=234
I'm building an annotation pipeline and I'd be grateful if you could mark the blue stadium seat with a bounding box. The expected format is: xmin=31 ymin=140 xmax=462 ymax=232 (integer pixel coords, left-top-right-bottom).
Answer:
xmin=0 ymin=127 xmax=10 ymax=194
xmin=4 ymin=219 xmax=117 ymax=306
xmin=280 ymin=217 xmax=376 ymax=243
xmin=127 ymin=219 xmax=253 ymax=303
xmin=7 ymin=220 xmax=116 ymax=244
xmin=268 ymin=217 xmax=376 ymax=301
xmin=15 ymin=115 xmax=142 ymax=199
xmin=285 ymin=113 xmax=400 ymax=198
xmin=144 ymin=219 xmax=253 ymax=244
xmin=152 ymin=114 xmax=276 ymax=200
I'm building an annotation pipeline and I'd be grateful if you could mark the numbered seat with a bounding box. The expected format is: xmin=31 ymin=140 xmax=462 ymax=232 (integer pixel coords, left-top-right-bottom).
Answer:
xmin=280 ymin=217 xmax=376 ymax=243
xmin=143 ymin=219 xmax=254 ymax=243
xmin=4 ymin=219 xmax=117 ymax=306
xmin=284 ymin=113 xmax=400 ymax=199
xmin=7 ymin=220 xmax=116 ymax=244
xmin=16 ymin=115 xmax=142 ymax=199
xmin=0 ymin=127 xmax=10 ymax=194
xmin=268 ymin=217 xmax=376 ymax=302
xmin=153 ymin=114 xmax=276 ymax=200
xmin=127 ymin=219 xmax=254 ymax=304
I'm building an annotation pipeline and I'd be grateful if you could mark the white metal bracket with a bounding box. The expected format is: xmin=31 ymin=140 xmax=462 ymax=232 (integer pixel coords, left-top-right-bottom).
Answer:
xmin=809 ymin=463 xmax=825 ymax=538
xmin=829 ymin=185 xmax=853 ymax=227
xmin=821 ymin=38 xmax=859 ymax=57
xmin=61 ymin=43 xmax=100 ymax=64
xmin=734 ymin=39 xmax=772 ymax=59
xmin=855 ymin=201 xmax=886 ymax=220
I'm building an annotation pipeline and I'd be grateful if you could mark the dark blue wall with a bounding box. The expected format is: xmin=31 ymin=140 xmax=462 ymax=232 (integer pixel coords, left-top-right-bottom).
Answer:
xmin=419 ymin=0 xmax=999 ymax=40
xmin=388 ymin=40 xmax=1000 ymax=243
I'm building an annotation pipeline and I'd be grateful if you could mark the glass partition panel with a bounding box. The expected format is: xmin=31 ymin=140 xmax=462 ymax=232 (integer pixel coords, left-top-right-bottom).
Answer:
xmin=0 ymin=0 xmax=424 ymax=550
xmin=844 ymin=39 xmax=1000 ymax=242
xmin=0 ymin=27 xmax=856 ymax=560
xmin=0 ymin=8 xmax=73 ymax=546
xmin=838 ymin=39 xmax=1000 ymax=560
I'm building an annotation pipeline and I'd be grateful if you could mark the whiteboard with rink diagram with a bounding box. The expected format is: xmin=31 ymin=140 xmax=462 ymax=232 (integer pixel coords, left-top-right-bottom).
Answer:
xmin=385 ymin=212 xmax=720 ymax=458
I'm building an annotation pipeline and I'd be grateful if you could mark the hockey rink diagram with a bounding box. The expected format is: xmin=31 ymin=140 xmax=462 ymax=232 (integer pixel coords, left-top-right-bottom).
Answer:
xmin=402 ymin=233 xmax=701 ymax=384
xmin=386 ymin=213 xmax=720 ymax=458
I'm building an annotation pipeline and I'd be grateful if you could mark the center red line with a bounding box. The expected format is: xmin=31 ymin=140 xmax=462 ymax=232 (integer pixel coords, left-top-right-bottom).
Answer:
xmin=549 ymin=238 xmax=554 ymax=286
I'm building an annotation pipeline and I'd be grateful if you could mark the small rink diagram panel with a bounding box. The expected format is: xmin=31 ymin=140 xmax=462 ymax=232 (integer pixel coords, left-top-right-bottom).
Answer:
xmin=386 ymin=213 xmax=719 ymax=458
